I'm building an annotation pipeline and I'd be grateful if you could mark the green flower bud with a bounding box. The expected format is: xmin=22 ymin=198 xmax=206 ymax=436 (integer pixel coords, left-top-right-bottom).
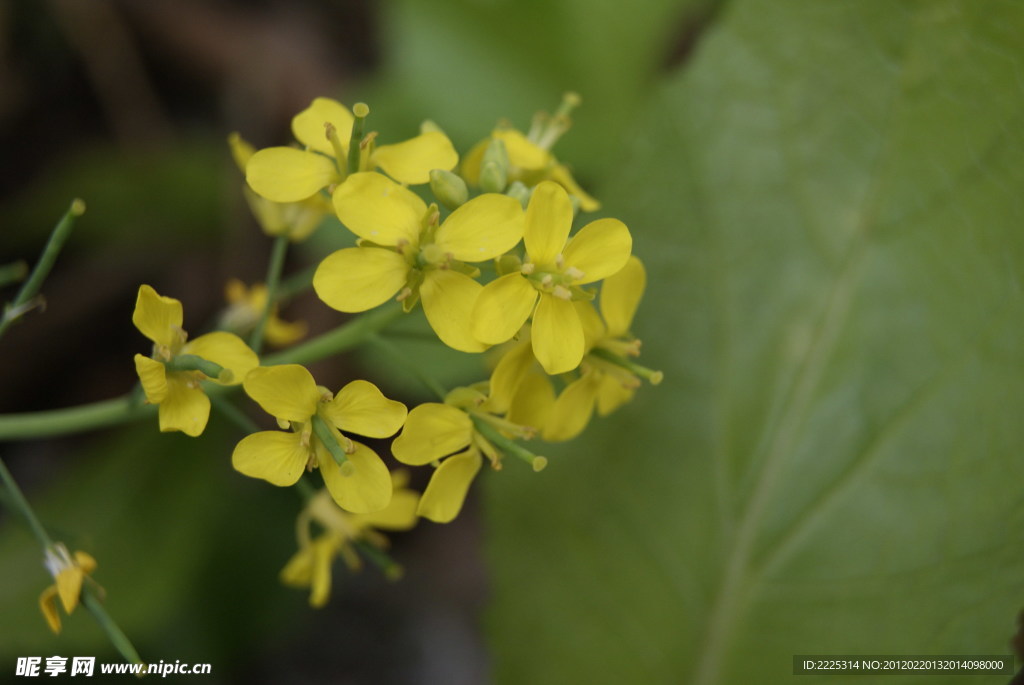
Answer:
xmin=429 ymin=169 xmax=469 ymax=209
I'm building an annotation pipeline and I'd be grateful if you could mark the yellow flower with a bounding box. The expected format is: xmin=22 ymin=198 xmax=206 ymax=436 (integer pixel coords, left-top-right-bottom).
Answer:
xmin=392 ymin=388 xmax=543 ymax=523
xmin=133 ymin=285 xmax=259 ymax=437
xmin=220 ymin=279 xmax=307 ymax=348
xmin=231 ymin=364 xmax=407 ymax=513
xmin=228 ymin=132 xmax=331 ymax=241
xmin=472 ymin=181 xmax=631 ymax=374
xmin=461 ymin=93 xmax=600 ymax=211
xmin=38 ymin=544 xmax=98 ymax=634
xmin=281 ymin=475 xmax=419 ymax=607
xmin=313 ymin=171 xmax=524 ymax=352
xmin=245 ymin=97 xmax=459 ymax=203
xmin=488 ymin=257 xmax=661 ymax=442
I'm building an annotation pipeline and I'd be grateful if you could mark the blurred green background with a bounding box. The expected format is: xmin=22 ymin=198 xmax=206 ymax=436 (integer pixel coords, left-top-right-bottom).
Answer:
xmin=2 ymin=1 xmax=1023 ymax=684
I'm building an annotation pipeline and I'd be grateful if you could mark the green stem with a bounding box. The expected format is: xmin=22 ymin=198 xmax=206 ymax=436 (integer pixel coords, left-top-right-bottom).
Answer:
xmin=353 ymin=539 xmax=402 ymax=580
xmin=588 ymin=347 xmax=663 ymax=384
xmin=0 ymin=199 xmax=85 ymax=339
xmin=264 ymin=303 xmax=402 ymax=366
xmin=470 ymin=415 xmax=548 ymax=472
xmin=0 ymin=396 xmax=152 ymax=441
xmin=0 ymin=457 xmax=55 ymax=547
xmin=208 ymin=393 xmax=260 ymax=433
xmin=310 ymin=415 xmax=350 ymax=469
xmin=81 ymin=590 xmax=144 ymax=666
xmin=348 ymin=103 xmax=369 ymax=174
xmin=276 ymin=263 xmax=316 ymax=302
xmin=249 ymin=234 xmax=289 ymax=354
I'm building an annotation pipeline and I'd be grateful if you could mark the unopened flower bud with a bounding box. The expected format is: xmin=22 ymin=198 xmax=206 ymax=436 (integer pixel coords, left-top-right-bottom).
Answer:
xmin=429 ymin=169 xmax=469 ymax=209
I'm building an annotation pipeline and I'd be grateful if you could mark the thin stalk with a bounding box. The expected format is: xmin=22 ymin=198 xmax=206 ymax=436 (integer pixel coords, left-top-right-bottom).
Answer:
xmin=0 ymin=457 xmax=55 ymax=547
xmin=249 ymin=234 xmax=289 ymax=354
xmin=81 ymin=591 xmax=143 ymax=666
xmin=0 ymin=199 xmax=85 ymax=339
xmin=264 ymin=304 xmax=402 ymax=366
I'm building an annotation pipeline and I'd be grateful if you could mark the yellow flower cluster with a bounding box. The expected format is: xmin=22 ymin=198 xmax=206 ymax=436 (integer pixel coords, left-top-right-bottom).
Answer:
xmin=128 ymin=94 xmax=661 ymax=606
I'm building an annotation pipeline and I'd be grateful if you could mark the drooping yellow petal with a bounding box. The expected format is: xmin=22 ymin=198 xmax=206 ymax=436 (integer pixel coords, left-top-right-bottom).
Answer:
xmin=159 ymin=375 xmax=210 ymax=437
xmin=55 ymin=567 xmax=84 ymax=613
xmin=507 ymin=369 xmax=555 ymax=432
xmin=596 ymin=373 xmax=637 ymax=416
xmin=265 ymin=315 xmax=308 ymax=347
xmin=228 ymin=132 xmax=255 ymax=173
xmin=73 ymin=551 xmax=97 ymax=575
xmin=134 ymin=354 xmax=168 ymax=403
xmin=549 ymin=163 xmax=600 ymax=212
xmin=319 ymin=440 xmax=392 ymax=514
xmin=524 ymin=181 xmax=573 ymax=266
xmin=324 ymin=379 xmax=407 ymax=438
xmin=183 ymin=331 xmax=259 ymax=385
xmin=372 ymin=131 xmax=459 ymax=185
xmin=332 ymin=172 xmax=426 ymax=245
xmin=486 ymin=338 xmax=535 ymax=414
xmin=291 ymin=97 xmax=353 ymax=156
xmin=352 ymin=483 xmax=420 ymax=531
xmin=243 ymin=364 xmax=320 ymax=423
xmin=416 ymin=449 xmax=483 ymax=524
xmin=531 ymin=294 xmax=584 ymax=375
xmin=541 ymin=372 xmax=601 ymax=442
xmin=573 ymin=301 xmax=606 ymax=351
xmin=307 ymin=535 xmax=340 ymax=607
xmin=421 ymin=270 xmax=489 ymax=353
xmin=39 ymin=586 xmax=62 ymax=634
xmin=232 ymin=430 xmax=309 ymax=486
xmin=132 ymin=285 xmax=183 ymax=349
xmin=600 ymin=255 xmax=646 ymax=337
xmin=246 ymin=147 xmax=340 ymax=203
xmin=471 ymin=273 xmax=537 ymax=345
xmin=494 ymin=129 xmax=551 ymax=171
xmin=433 ymin=193 xmax=524 ymax=262
xmin=392 ymin=403 xmax=473 ymax=466
xmin=561 ymin=217 xmax=632 ymax=285
xmin=313 ymin=247 xmax=409 ymax=313
xmin=280 ymin=543 xmax=315 ymax=587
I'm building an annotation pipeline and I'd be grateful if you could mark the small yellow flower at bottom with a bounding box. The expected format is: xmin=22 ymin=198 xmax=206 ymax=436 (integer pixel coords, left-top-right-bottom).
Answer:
xmin=220 ymin=279 xmax=307 ymax=348
xmin=38 ymin=543 xmax=98 ymax=634
xmin=231 ymin=364 xmax=407 ymax=513
xmin=281 ymin=475 xmax=419 ymax=607
xmin=132 ymin=285 xmax=259 ymax=437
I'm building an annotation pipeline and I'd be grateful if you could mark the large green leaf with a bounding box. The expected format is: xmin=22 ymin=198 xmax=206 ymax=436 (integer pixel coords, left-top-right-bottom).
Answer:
xmin=486 ymin=1 xmax=1024 ymax=683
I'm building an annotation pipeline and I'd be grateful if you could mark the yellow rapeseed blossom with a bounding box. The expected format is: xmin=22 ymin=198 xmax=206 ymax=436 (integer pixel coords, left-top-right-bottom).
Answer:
xmin=133 ymin=285 xmax=258 ymax=437
xmin=313 ymin=171 xmax=524 ymax=352
xmin=220 ymin=279 xmax=307 ymax=348
xmin=245 ymin=97 xmax=458 ymax=203
xmin=461 ymin=93 xmax=600 ymax=211
xmin=229 ymin=132 xmax=331 ymax=241
xmin=472 ymin=181 xmax=631 ymax=374
xmin=281 ymin=475 xmax=419 ymax=607
xmin=231 ymin=364 xmax=406 ymax=513
xmin=38 ymin=544 xmax=98 ymax=634
xmin=392 ymin=388 xmax=543 ymax=523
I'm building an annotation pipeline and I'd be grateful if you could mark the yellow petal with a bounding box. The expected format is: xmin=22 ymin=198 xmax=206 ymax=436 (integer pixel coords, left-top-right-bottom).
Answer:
xmin=243 ymin=364 xmax=320 ymax=422
xmin=55 ymin=567 xmax=84 ymax=614
xmin=228 ymin=132 xmax=255 ymax=173
xmin=459 ymin=139 xmax=488 ymax=185
xmin=73 ymin=551 xmax=97 ymax=575
xmin=486 ymin=338 xmax=535 ymax=414
xmin=392 ymin=403 xmax=473 ymax=466
xmin=596 ymin=373 xmax=637 ymax=416
xmin=291 ymin=97 xmax=353 ymax=156
xmin=549 ymin=162 xmax=600 ymax=212
xmin=561 ymin=217 xmax=632 ymax=285
xmin=183 ymin=332 xmax=259 ymax=385
xmin=524 ymin=181 xmax=573 ymax=266
xmin=132 ymin=285 xmax=183 ymax=349
xmin=507 ymin=369 xmax=556 ymax=432
xmin=324 ymin=379 xmax=407 ymax=438
xmin=319 ymin=440 xmax=392 ymax=514
xmin=313 ymin=247 xmax=409 ymax=312
xmin=421 ymin=270 xmax=489 ymax=353
xmin=600 ymin=255 xmax=646 ymax=337
xmin=372 ymin=131 xmax=459 ymax=185
xmin=307 ymin=536 xmax=339 ymax=607
xmin=280 ymin=544 xmax=315 ymax=587
xmin=494 ymin=129 xmax=551 ymax=171
xmin=416 ymin=450 xmax=483 ymax=523
xmin=352 ymin=484 xmax=420 ymax=531
xmin=532 ymin=294 xmax=584 ymax=375
xmin=232 ymin=430 xmax=308 ymax=486
xmin=541 ymin=373 xmax=601 ymax=442
xmin=159 ymin=375 xmax=210 ymax=436
xmin=434 ymin=193 xmax=524 ymax=262
xmin=246 ymin=147 xmax=339 ymax=203
xmin=39 ymin=586 xmax=62 ymax=634
xmin=134 ymin=354 xmax=168 ymax=403
xmin=332 ymin=172 xmax=426 ymax=245
xmin=574 ymin=301 xmax=606 ymax=351
xmin=265 ymin=314 xmax=308 ymax=347
xmin=471 ymin=273 xmax=537 ymax=345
